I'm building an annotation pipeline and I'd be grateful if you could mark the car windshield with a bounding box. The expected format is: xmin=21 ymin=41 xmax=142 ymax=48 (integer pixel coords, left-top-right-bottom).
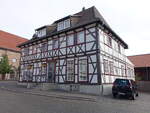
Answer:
xmin=115 ymin=79 xmax=130 ymax=86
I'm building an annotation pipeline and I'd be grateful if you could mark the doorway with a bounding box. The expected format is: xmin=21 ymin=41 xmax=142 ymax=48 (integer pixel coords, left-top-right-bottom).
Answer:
xmin=47 ymin=62 xmax=55 ymax=83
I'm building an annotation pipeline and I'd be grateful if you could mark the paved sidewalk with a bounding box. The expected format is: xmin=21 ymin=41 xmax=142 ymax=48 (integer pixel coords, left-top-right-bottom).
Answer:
xmin=0 ymin=81 xmax=99 ymax=102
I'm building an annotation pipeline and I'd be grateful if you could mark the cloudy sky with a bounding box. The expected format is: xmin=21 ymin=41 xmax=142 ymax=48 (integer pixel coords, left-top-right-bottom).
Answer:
xmin=0 ymin=0 xmax=150 ymax=56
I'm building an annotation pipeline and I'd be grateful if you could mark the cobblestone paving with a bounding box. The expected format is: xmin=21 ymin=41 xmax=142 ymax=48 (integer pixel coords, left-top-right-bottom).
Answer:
xmin=0 ymin=81 xmax=150 ymax=113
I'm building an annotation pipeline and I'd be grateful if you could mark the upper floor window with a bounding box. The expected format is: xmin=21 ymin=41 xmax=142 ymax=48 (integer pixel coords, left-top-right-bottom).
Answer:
xmin=29 ymin=46 xmax=32 ymax=55
xmin=118 ymin=44 xmax=121 ymax=53
xmin=32 ymin=45 xmax=37 ymax=54
xmin=53 ymin=39 xmax=59 ymax=49
xmin=57 ymin=22 xmax=64 ymax=31
xmin=37 ymin=44 xmax=41 ymax=53
xmin=57 ymin=19 xmax=70 ymax=31
xmin=121 ymin=65 xmax=125 ymax=76
xmin=59 ymin=36 xmax=66 ymax=48
xmin=64 ymin=19 xmax=70 ymax=28
xmin=41 ymin=43 xmax=47 ymax=52
xmin=23 ymin=47 xmax=29 ymax=56
xmin=113 ymin=41 xmax=118 ymax=51
xmin=109 ymin=61 xmax=114 ymax=75
xmin=108 ymin=37 xmax=112 ymax=47
xmin=36 ymin=28 xmax=46 ymax=37
xmin=105 ymin=36 xmax=112 ymax=47
xmin=67 ymin=34 xmax=74 ymax=46
xmin=48 ymin=40 xmax=53 ymax=50
xmin=12 ymin=58 xmax=17 ymax=63
xmin=77 ymin=31 xmax=84 ymax=44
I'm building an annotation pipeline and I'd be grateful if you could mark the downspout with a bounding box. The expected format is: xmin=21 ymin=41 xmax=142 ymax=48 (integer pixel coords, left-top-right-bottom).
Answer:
xmin=146 ymin=66 xmax=149 ymax=81
xmin=96 ymin=23 xmax=103 ymax=96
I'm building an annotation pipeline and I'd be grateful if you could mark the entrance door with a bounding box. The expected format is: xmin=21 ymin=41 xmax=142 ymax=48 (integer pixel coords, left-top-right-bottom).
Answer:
xmin=2 ymin=74 xmax=5 ymax=80
xmin=47 ymin=62 xmax=55 ymax=83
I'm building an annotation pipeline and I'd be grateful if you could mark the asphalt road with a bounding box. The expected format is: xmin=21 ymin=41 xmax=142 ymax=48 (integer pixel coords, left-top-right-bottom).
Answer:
xmin=0 ymin=81 xmax=150 ymax=113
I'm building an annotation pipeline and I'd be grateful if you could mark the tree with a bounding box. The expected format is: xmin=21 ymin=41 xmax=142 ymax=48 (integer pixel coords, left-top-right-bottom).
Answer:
xmin=0 ymin=55 xmax=13 ymax=80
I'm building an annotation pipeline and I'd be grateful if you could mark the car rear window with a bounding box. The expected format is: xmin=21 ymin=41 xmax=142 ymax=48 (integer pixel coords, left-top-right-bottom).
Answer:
xmin=114 ymin=79 xmax=130 ymax=86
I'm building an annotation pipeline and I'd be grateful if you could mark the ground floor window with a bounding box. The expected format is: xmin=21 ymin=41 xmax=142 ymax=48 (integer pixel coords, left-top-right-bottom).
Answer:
xmin=41 ymin=63 xmax=47 ymax=75
xmin=79 ymin=59 xmax=87 ymax=81
xmin=109 ymin=61 xmax=114 ymax=75
xmin=67 ymin=59 xmax=74 ymax=81
xmin=104 ymin=59 xmax=109 ymax=74
xmin=121 ymin=65 xmax=125 ymax=76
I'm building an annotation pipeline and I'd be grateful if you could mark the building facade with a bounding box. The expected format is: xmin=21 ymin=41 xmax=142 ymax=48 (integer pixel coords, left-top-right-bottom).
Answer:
xmin=18 ymin=6 xmax=134 ymax=94
xmin=0 ymin=30 xmax=28 ymax=80
xmin=128 ymin=54 xmax=150 ymax=81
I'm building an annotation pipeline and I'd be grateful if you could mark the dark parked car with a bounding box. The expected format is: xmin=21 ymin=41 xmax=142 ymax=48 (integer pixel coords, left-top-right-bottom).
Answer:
xmin=112 ymin=78 xmax=138 ymax=100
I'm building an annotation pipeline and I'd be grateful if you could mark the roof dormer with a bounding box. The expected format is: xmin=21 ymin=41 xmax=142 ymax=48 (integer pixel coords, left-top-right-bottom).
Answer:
xmin=35 ymin=27 xmax=46 ymax=38
xmin=57 ymin=19 xmax=70 ymax=31
xmin=33 ymin=25 xmax=56 ymax=39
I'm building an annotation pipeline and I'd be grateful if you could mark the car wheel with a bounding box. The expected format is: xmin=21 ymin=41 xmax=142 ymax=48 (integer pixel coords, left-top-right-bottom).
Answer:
xmin=131 ymin=93 xmax=136 ymax=100
xmin=113 ymin=93 xmax=117 ymax=98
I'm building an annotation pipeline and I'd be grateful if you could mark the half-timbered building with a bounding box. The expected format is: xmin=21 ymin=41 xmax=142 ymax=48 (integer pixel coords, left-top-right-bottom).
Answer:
xmin=18 ymin=6 xmax=135 ymax=95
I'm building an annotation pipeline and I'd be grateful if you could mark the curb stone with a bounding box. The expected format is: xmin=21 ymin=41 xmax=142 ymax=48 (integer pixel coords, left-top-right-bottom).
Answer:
xmin=0 ymin=86 xmax=96 ymax=102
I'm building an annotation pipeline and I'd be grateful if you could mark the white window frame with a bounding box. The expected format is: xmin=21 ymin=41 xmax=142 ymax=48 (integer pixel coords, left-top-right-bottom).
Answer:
xmin=77 ymin=31 xmax=84 ymax=44
xmin=41 ymin=63 xmax=47 ymax=75
xmin=64 ymin=19 xmax=70 ymax=29
xmin=79 ymin=58 xmax=87 ymax=81
xmin=37 ymin=28 xmax=46 ymax=37
xmin=57 ymin=19 xmax=70 ymax=31
xmin=109 ymin=61 xmax=114 ymax=75
xmin=33 ymin=45 xmax=37 ymax=54
xmin=104 ymin=59 xmax=109 ymax=74
xmin=53 ymin=39 xmax=59 ymax=49
xmin=121 ymin=64 xmax=125 ymax=76
xmin=59 ymin=36 xmax=66 ymax=48
xmin=67 ymin=34 xmax=74 ymax=46
xmin=118 ymin=44 xmax=121 ymax=53
xmin=41 ymin=43 xmax=47 ymax=52
xmin=12 ymin=58 xmax=17 ymax=63
xmin=24 ymin=47 xmax=29 ymax=56
xmin=67 ymin=59 xmax=74 ymax=81
xmin=57 ymin=21 xmax=64 ymax=31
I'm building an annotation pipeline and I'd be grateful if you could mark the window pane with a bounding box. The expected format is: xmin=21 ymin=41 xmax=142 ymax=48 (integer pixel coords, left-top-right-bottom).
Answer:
xmin=57 ymin=22 xmax=64 ymax=31
xmin=104 ymin=59 xmax=109 ymax=74
xmin=67 ymin=34 xmax=74 ymax=46
xmin=67 ymin=59 xmax=74 ymax=81
xmin=41 ymin=43 xmax=47 ymax=52
xmin=109 ymin=61 xmax=114 ymax=75
xmin=64 ymin=19 xmax=70 ymax=28
xmin=77 ymin=31 xmax=84 ymax=43
xmin=79 ymin=59 xmax=87 ymax=81
xmin=60 ymin=36 xmax=66 ymax=48
xmin=37 ymin=28 xmax=46 ymax=37
xmin=53 ymin=39 xmax=58 ymax=49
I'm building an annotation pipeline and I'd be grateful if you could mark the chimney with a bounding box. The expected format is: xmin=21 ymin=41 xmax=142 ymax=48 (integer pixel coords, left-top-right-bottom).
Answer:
xmin=82 ymin=7 xmax=85 ymax=11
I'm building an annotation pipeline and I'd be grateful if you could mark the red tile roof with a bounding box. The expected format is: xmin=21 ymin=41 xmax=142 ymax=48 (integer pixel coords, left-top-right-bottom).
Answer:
xmin=128 ymin=54 xmax=150 ymax=67
xmin=0 ymin=30 xmax=28 ymax=52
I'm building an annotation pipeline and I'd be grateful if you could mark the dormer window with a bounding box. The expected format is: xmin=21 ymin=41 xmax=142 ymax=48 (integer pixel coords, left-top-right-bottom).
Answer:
xmin=64 ymin=19 xmax=70 ymax=28
xmin=57 ymin=19 xmax=70 ymax=31
xmin=36 ymin=28 xmax=46 ymax=37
